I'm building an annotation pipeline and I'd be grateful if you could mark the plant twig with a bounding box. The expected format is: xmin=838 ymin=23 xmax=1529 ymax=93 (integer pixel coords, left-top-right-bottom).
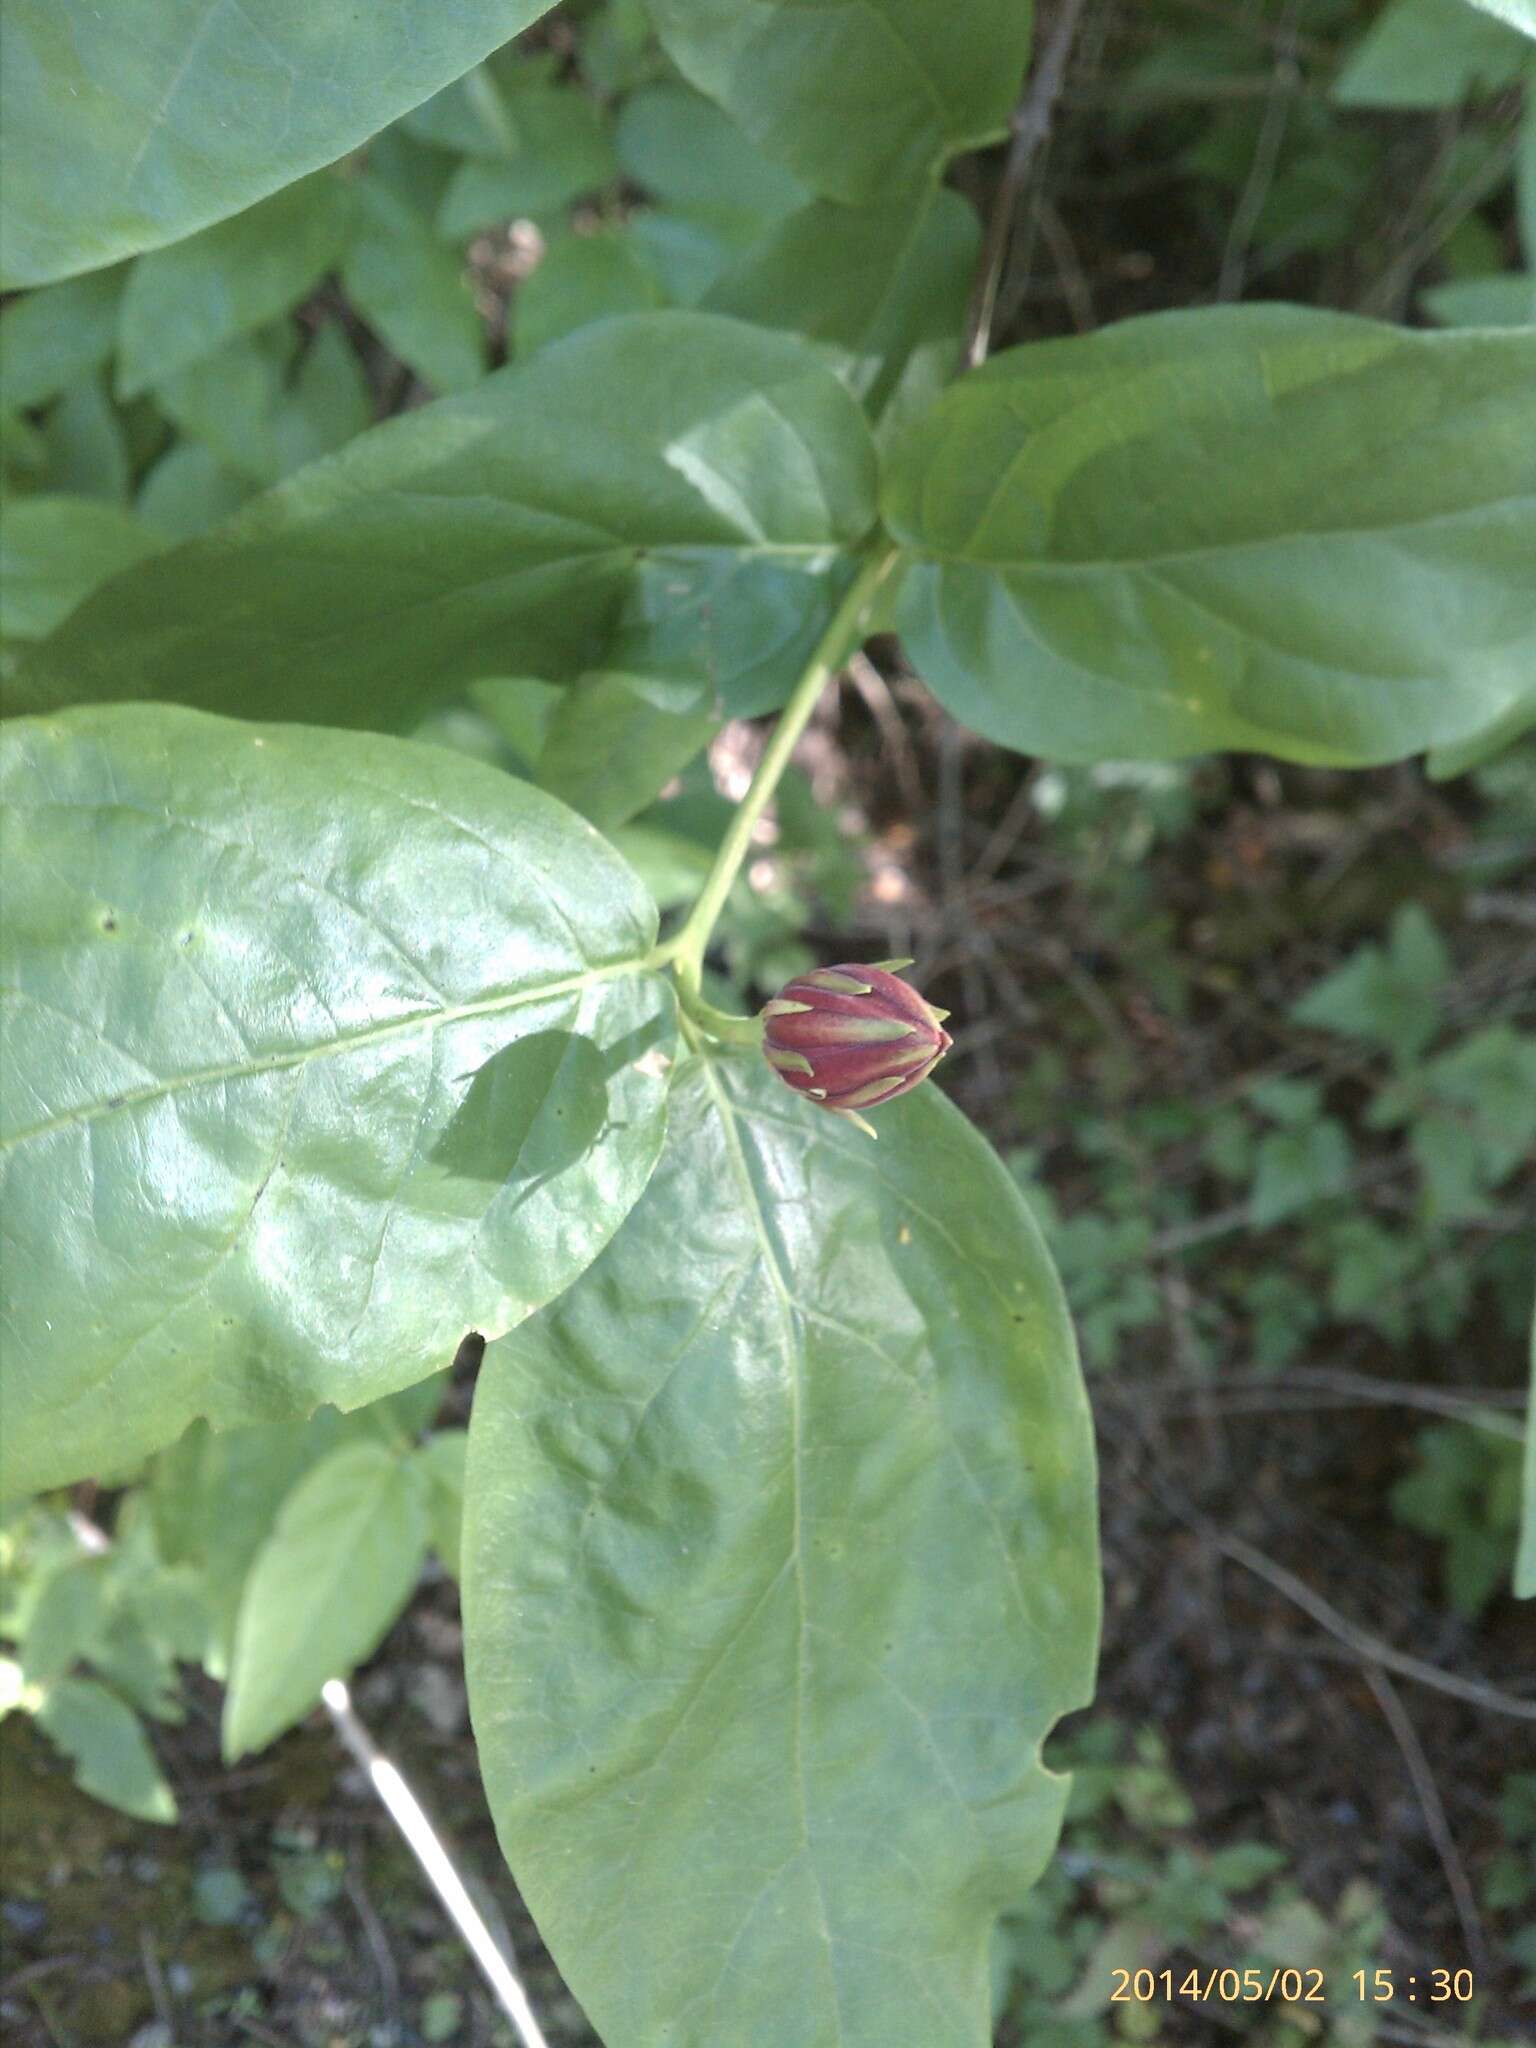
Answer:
xmin=1217 ymin=9 xmax=1300 ymax=301
xmin=1213 ymin=1529 xmax=1536 ymax=1721
xmin=1361 ymin=1664 xmax=1490 ymax=1980
xmin=962 ymin=0 xmax=1090 ymax=367
xmin=321 ymin=1679 xmax=553 ymax=2048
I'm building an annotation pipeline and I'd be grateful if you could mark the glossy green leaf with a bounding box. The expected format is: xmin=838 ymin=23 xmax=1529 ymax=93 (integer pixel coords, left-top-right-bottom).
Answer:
xmin=514 ymin=231 xmax=668 ymax=357
xmin=34 ymin=1675 xmax=177 ymax=1821
xmin=0 ymin=268 xmax=126 ymax=411
xmin=882 ymin=306 xmax=1536 ymax=767
xmin=535 ymin=675 xmax=717 ymax=831
xmin=222 ymin=1440 xmax=428 ymax=1757
xmin=1334 ymin=0 xmax=1530 ymax=102
xmin=0 ymin=704 xmax=676 ymax=1497
xmin=0 ymin=498 xmax=163 ymax=641
xmin=464 ymin=1055 xmax=1099 ymax=2048
xmin=11 ymin=313 xmax=878 ymax=731
xmin=705 ymin=187 xmax=980 ymax=416
xmin=0 ymin=1 xmax=557 ymax=288
xmin=643 ymin=0 xmax=1033 ymax=204
xmin=116 ymin=175 xmax=356 ymax=399
xmin=342 ymin=179 xmax=485 ymax=396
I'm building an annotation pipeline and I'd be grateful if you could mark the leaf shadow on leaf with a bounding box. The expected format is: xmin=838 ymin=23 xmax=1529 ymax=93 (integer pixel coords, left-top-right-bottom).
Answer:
xmin=429 ymin=1017 xmax=671 ymax=1202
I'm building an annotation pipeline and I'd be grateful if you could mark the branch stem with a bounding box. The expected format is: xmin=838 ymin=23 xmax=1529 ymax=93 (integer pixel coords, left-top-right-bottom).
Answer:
xmin=962 ymin=0 xmax=1089 ymax=368
xmin=670 ymin=546 xmax=898 ymax=1001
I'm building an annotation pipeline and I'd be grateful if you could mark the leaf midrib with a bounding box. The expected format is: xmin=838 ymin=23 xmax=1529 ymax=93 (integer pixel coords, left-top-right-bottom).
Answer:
xmin=698 ymin=1056 xmax=845 ymax=2040
xmin=905 ymin=489 xmax=1536 ymax=574
xmin=1 ymin=957 xmax=648 ymax=1149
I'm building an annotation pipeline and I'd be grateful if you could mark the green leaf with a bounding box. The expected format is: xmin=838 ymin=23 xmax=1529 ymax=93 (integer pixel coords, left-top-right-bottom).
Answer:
xmin=116 ymin=174 xmax=357 ymax=399
xmin=11 ymin=312 xmax=878 ymax=730
xmin=642 ymin=0 xmax=1034 ymax=204
xmin=881 ymin=307 xmax=1536 ymax=767
xmin=342 ymin=179 xmax=486 ymax=396
xmin=628 ymin=210 xmax=745 ymax=304
xmin=606 ymin=823 xmax=715 ymax=911
xmin=468 ymin=676 xmax=565 ymax=774
xmin=1334 ymin=0 xmax=1531 ymax=105
xmin=434 ymin=88 xmax=617 ymax=238
xmin=416 ymin=1431 xmax=469 ymax=1576
xmin=39 ymin=374 xmax=131 ymax=503
xmin=615 ymin=83 xmax=810 ymax=234
xmin=153 ymin=323 xmax=373 ymax=488
xmin=402 ymin=66 xmax=527 ymax=157
xmin=1291 ymin=905 xmax=1450 ymax=1063
xmin=222 ymin=1440 xmax=428 ymax=1757
xmin=513 ymin=231 xmax=668 ymax=358
xmin=137 ymin=441 xmax=254 ymax=543
xmin=0 ymin=497 xmax=163 ymax=641
xmin=704 ymin=188 xmax=980 ymax=417
xmin=0 ymin=1 xmax=559 ymax=288
xmin=464 ymin=1055 xmax=1098 ymax=2048
xmin=0 ymin=267 xmax=126 ymax=412
xmin=34 ymin=1675 xmax=177 ymax=1821
xmin=18 ymin=1557 xmax=109 ymax=1685
xmin=0 ymin=704 xmax=677 ymax=1497
xmin=534 ymin=675 xmax=717 ymax=831
xmin=1249 ymin=1120 xmax=1353 ymax=1228
xmin=1421 ymin=273 xmax=1536 ymax=328
xmin=148 ymin=1413 xmax=350 ymax=1673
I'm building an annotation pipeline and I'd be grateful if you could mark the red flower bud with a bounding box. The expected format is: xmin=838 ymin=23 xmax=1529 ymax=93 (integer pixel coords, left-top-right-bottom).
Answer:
xmin=760 ymin=961 xmax=952 ymax=1133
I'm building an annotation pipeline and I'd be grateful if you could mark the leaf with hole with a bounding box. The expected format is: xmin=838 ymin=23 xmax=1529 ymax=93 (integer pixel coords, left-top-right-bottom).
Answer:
xmin=464 ymin=1054 xmax=1098 ymax=2048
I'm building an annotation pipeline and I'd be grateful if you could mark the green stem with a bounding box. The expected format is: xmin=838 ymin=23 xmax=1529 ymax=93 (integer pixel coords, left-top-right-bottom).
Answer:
xmin=670 ymin=545 xmax=899 ymax=1002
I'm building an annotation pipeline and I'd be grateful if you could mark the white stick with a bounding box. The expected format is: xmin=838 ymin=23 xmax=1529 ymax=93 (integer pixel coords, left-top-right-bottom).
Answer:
xmin=320 ymin=1679 xmax=552 ymax=2048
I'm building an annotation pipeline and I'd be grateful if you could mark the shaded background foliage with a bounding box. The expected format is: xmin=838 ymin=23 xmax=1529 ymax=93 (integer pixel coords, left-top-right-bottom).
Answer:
xmin=1 ymin=0 xmax=1533 ymax=2043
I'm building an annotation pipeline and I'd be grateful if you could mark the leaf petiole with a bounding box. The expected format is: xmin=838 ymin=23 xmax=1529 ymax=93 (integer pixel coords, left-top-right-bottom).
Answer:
xmin=668 ymin=544 xmax=899 ymax=1004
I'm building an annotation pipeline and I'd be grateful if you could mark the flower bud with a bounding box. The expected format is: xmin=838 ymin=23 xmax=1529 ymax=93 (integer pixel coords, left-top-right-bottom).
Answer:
xmin=760 ymin=960 xmax=952 ymax=1133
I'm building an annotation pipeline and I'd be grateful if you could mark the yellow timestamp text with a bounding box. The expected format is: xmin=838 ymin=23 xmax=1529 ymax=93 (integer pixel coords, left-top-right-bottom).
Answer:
xmin=1106 ymin=1966 xmax=1474 ymax=2006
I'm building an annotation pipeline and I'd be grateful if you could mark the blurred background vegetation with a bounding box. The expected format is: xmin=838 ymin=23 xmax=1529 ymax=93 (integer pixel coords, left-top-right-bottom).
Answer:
xmin=2 ymin=1 xmax=1533 ymax=2043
